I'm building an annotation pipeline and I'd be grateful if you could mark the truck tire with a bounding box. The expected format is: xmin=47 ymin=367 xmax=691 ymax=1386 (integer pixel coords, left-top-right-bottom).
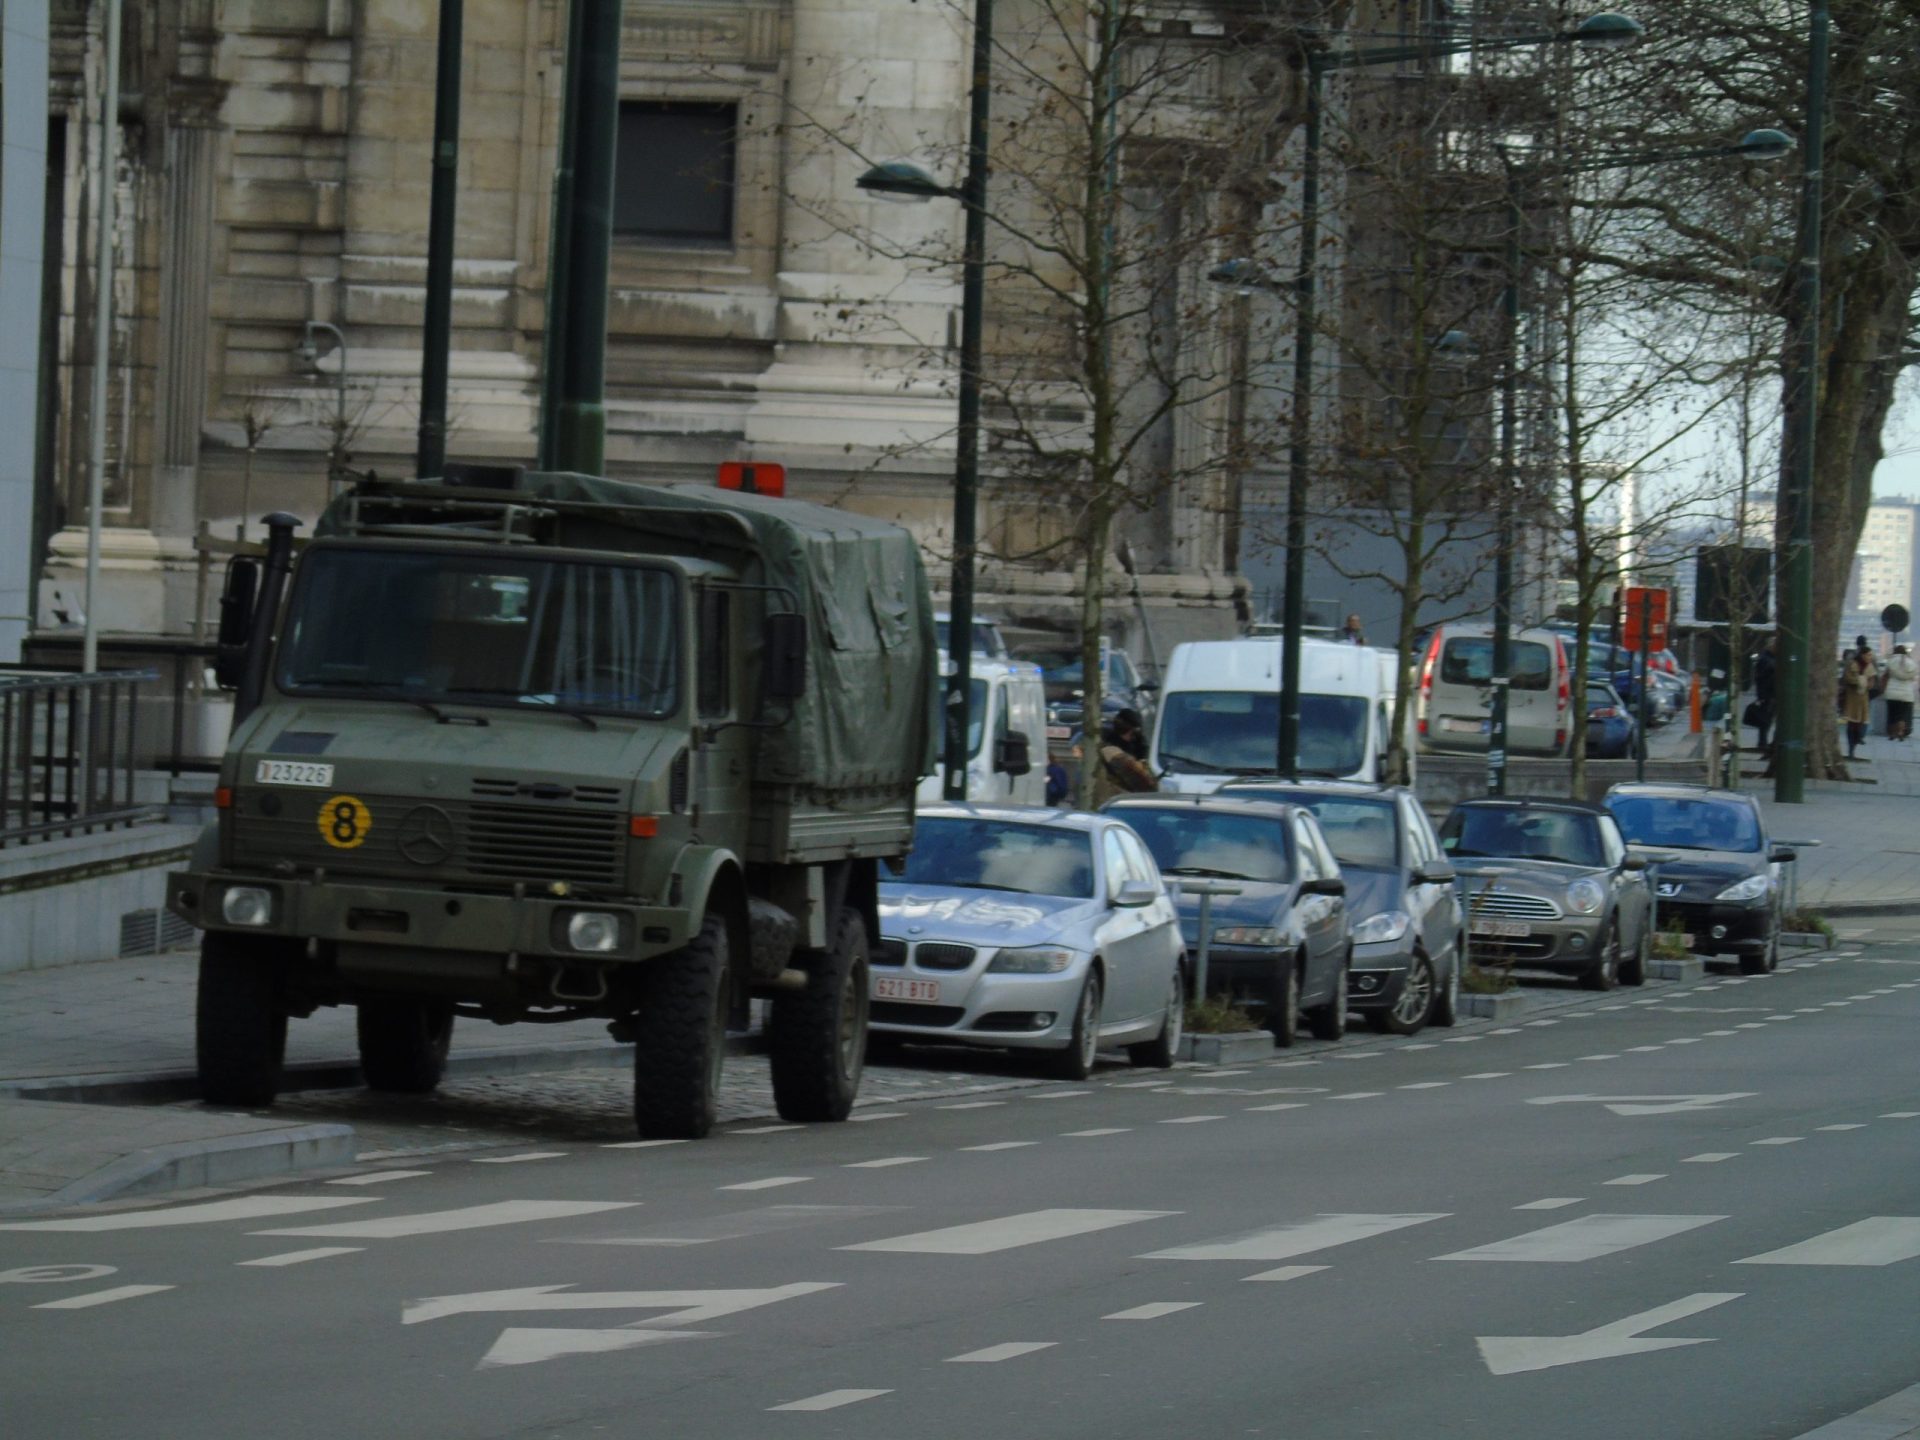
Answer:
xmin=769 ymin=907 xmax=869 ymax=1124
xmin=196 ymin=931 xmax=289 ymax=1108
xmin=356 ymin=999 xmax=455 ymax=1094
xmin=632 ymin=913 xmax=730 ymax=1139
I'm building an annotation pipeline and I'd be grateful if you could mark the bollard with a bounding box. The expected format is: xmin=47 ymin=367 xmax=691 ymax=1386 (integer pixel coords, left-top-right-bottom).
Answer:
xmin=1689 ymin=672 xmax=1703 ymax=733
xmin=1176 ymin=878 xmax=1244 ymax=1003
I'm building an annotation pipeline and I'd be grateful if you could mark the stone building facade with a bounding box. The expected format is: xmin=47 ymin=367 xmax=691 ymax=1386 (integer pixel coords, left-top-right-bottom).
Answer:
xmin=30 ymin=0 xmax=1307 ymax=659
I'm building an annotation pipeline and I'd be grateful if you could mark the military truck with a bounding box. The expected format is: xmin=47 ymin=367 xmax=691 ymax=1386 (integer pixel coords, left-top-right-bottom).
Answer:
xmin=168 ymin=470 xmax=939 ymax=1138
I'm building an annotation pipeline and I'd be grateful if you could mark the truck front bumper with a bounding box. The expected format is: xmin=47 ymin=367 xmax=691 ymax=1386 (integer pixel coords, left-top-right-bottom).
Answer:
xmin=168 ymin=869 xmax=693 ymax=965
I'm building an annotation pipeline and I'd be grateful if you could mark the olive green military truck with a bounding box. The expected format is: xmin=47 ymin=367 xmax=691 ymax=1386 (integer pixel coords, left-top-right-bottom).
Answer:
xmin=168 ymin=471 xmax=938 ymax=1138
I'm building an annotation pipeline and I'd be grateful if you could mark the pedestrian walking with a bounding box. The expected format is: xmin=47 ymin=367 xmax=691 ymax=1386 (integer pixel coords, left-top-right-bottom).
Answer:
xmin=1884 ymin=644 xmax=1917 ymax=741
xmin=1749 ymin=637 xmax=1777 ymax=751
xmin=1841 ymin=648 xmax=1875 ymax=759
xmin=1092 ymin=711 xmax=1157 ymax=805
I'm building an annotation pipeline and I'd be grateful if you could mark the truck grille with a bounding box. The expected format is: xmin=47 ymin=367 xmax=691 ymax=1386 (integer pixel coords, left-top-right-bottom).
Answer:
xmin=1466 ymin=892 xmax=1560 ymax=921
xmin=467 ymin=803 xmax=623 ymax=885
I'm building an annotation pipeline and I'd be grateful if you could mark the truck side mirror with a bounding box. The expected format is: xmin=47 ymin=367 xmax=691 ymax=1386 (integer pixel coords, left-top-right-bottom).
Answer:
xmin=213 ymin=558 xmax=259 ymax=691
xmin=995 ymin=729 xmax=1032 ymax=777
xmin=761 ymin=611 xmax=808 ymax=702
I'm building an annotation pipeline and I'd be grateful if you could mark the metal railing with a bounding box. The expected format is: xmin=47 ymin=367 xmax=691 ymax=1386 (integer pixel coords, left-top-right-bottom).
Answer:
xmin=0 ymin=668 xmax=163 ymax=848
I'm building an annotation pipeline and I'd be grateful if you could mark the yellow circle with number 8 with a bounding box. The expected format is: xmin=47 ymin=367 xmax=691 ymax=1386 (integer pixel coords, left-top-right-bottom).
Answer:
xmin=318 ymin=794 xmax=372 ymax=849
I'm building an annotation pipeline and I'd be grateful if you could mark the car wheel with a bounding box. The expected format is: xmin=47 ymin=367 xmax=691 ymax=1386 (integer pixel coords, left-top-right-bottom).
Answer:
xmin=1579 ymin=921 xmax=1621 ymax=991
xmin=1047 ymin=972 xmax=1103 ymax=1080
xmin=1430 ymin=948 xmax=1460 ymax=1027
xmin=1370 ymin=950 xmax=1435 ymax=1036
xmin=1620 ymin=921 xmax=1650 ymax=987
xmin=1740 ymin=922 xmax=1780 ymax=976
xmin=1128 ymin=968 xmax=1184 ymax=1069
xmin=1267 ymin=955 xmax=1300 ymax=1048
xmin=1306 ymin=949 xmax=1350 ymax=1041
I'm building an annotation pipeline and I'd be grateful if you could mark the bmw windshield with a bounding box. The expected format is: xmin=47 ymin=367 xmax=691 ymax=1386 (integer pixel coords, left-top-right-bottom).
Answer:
xmin=277 ymin=547 xmax=681 ymax=718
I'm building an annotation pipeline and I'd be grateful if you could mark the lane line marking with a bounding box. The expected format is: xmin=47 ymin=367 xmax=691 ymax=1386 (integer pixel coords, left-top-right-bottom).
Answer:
xmin=1580 ymin=1054 xmax=1621 ymax=1061
xmin=1331 ymin=1092 xmax=1383 ymax=1100
xmin=1247 ymin=1103 xmax=1307 ymax=1112
xmin=1399 ymin=1082 xmax=1451 ymax=1090
xmin=1104 ymin=1302 xmax=1201 ymax=1320
xmin=732 ymin=1124 xmax=803 ymax=1135
xmin=962 ymin=1141 xmax=1038 ymax=1151
xmin=1436 ymin=1213 xmax=1723 ymax=1263
xmin=848 ymin=1112 xmax=909 ymax=1123
xmin=1818 ymin=1124 xmax=1867 ymax=1132
xmin=255 ymin=1200 xmax=637 ymax=1239
xmin=1683 ymin=1153 xmax=1739 ymax=1163
xmin=1242 ymin=1263 xmax=1328 ymax=1283
xmin=1464 ymin=1072 xmax=1510 ymax=1080
xmin=473 ymin=1152 xmax=565 ymax=1164
xmin=937 ymin=1102 xmax=1007 ymax=1110
xmin=1027 ymin=1091 xmax=1091 ymax=1100
xmin=1 ymin=1195 xmax=378 ymax=1233
xmin=1525 ymin=1063 xmax=1570 ymax=1070
xmin=328 ymin=1170 xmax=431 ymax=1185
xmin=1737 ymin=1218 xmax=1920 ymax=1267
xmin=33 ymin=1284 xmax=173 ymax=1309
xmin=239 ymin=1247 xmax=363 ymax=1267
xmin=1160 ymin=1115 xmax=1225 ymax=1124
xmin=1515 ymin=1198 xmax=1584 ymax=1210
xmin=1751 ymin=1137 xmax=1803 ymax=1146
xmin=770 ymin=1390 xmax=893 ymax=1412
xmin=1882 ymin=1112 xmax=1920 ymax=1119
xmin=602 ymin=1140 xmax=689 ymax=1149
xmin=1063 ymin=1128 xmax=1132 ymax=1137
xmin=1145 ymin=1212 xmax=1447 ymax=1263
xmin=948 ymin=1342 xmax=1056 ymax=1363
xmin=844 ymin=1209 xmax=1173 ymax=1255
xmin=844 ymin=1157 xmax=928 ymax=1169
xmin=1604 ymin=1174 xmax=1667 ymax=1186
xmin=720 ymin=1177 xmax=813 ymax=1192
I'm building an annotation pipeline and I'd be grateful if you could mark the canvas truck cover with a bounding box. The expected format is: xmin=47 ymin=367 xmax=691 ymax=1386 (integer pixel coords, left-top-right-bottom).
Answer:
xmin=321 ymin=471 xmax=939 ymax=794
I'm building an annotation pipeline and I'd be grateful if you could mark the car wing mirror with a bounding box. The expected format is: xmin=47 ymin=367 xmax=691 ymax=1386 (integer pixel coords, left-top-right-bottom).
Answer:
xmin=1621 ymin=855 xmax=1649 ymax=872
xmin=994 ymin=729 xmax=1033 ymax=777
xmin=213 ymin=557 xmax=260 ymax=691
xmin=1413 ymin=860 xmax=1455 ymax=885
xmin=1301 ymin=876 xmax=1346 ymax=898
xmin=1114 ymin=878 xmax=1162 ymax=908
xmin=1768 ymin=843 xmax=1798 ymax=864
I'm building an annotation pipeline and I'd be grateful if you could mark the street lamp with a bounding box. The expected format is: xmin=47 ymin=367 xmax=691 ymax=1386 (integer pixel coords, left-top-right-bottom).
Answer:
xmin=1213 ymin=13 xmax=1643 ymax=781
xmin=856 ymin=0 xmax=995 ymax=802
xmin=1485 ymin=128 xmax=1792 ymax=796
xmin=1775 ymin=0 xmax=1829 ymax=804
xmin=296 ymin=320 xmax=350 ymax=497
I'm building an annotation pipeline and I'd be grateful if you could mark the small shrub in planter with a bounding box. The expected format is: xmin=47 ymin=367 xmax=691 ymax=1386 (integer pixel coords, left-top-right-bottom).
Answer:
xmin=1460 ymin=964 xmax=1516 ymax=996
xmin=1781 ymin=909 xmax=1835 ymax=942
xmin=1650 ymin=921 xmax=1692 ymax=961
xmin=1185 ymin=997 xmax=1260 ymax=1034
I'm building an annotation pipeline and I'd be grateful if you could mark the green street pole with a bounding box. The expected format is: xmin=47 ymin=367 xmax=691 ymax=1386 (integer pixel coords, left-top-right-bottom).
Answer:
xmin=941 ymin=0 xmax=993 ymax=801
xmin=1489 ymin=157 xmax=1521 ymax=797
xmin=416 ymin=0 xmax=463 ymax=480
xmin=1774 ymin=0 xmax=1827 ymax=804
xmin=539 ymin=0 xmax=621 ymax=476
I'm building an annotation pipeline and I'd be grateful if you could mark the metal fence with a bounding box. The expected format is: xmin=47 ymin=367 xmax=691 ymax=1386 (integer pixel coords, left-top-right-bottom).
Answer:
xmin=0 ymin=668 xmax=163 ymax=848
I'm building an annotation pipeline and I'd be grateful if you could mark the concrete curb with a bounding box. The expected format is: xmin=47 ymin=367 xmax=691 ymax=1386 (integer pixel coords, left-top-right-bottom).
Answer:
xmin=0 ymin=1034 xmax=766 ymax=1107
xmin=1802 ymin=897 xmax=1920 ymax=917
xmin=0 ymin=1123 xmax=355 ymax=1217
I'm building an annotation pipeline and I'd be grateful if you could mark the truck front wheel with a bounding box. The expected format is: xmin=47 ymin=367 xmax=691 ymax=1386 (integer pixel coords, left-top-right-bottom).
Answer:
xmin=632 ymin=913 xmax=730 ymax=1139
xmin=356 ymin=998 xmax=455 ymax=1094
xmin=768 ymin=908 xmax=869 ymax=1123
xmin=196 ymin=931 xmax=291 ymax=1107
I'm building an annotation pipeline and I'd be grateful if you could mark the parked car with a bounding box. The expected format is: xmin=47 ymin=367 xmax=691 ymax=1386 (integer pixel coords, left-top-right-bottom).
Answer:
xmin=1416 ymin=623 xmax=1573 ymax=758
xmin=1018 ymin=641 xmax=1156 ymax=741
xmin=1220 ymin=780 xmax=1461 ymax=1034
xmin=1582 ymin=678 xmax=1638 ymax=759
xmin=1437 ymin=798 xmax=1654 ymax=990
xmin=1104 ymin=794 xmax=1350 ymax=1045
xmin=934 ymin=612 xmax=1012 ymax=660
xmin=873 ymin=805 xmax=1186 ymax=1077
xmin=1604 ymin=782 xmax=1798 ymax=974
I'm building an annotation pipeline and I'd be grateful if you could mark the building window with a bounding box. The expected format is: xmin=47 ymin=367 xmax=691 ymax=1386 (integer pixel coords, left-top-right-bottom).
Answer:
xmin=614 ymin=102 xmax=737 ymax=245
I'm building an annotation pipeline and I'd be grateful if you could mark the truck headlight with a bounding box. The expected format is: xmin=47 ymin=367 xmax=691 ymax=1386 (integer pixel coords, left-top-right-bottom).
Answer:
xmin=989 ymin=945 xmax=1076 ymax=973
xmin=1566 ymin=878 xmax=1605 ymax=915
xmin=1351 ymin=910 xmax=1411 ymax=944
xmin=220 ymin=886 xmax=275 ymax=928
xmin=1716 ymin=874 xmax=1770 ymax=903
xmin=564 ymin=911 xmax=622 ymax=953
xmin=1214 ymin=926 xmax=1284 ymax=947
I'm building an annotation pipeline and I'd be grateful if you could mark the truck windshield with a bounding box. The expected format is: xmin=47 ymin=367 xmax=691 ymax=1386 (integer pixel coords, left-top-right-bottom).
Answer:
xmin=1157 ymin=691 xmax=1368 ymax=777
xmin=278 ymin=548 xmax=680 ymax=718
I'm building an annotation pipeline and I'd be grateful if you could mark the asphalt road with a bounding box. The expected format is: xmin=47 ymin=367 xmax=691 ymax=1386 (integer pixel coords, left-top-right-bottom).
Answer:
xmin=5 ymin=937 xmax=1918 ymax=1440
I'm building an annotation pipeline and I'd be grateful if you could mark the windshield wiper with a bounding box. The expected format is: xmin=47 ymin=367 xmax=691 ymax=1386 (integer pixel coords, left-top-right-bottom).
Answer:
xmin=447 ymin=688 xmax=599 ymax=731
xmin=1156 ymin=748 xmax=1254 ymax=773
xmin=297 ymin=678 xmax=479 ymax=726
xmin=1164 ymin=865 xmax=1261 ymax=881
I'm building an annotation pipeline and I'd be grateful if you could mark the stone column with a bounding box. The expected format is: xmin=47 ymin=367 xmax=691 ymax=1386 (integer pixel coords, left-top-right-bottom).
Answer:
xmin=0 ymin=0 xmax=52 ymax=662
xmin=148 ymin=122 xmax=217 ymax=541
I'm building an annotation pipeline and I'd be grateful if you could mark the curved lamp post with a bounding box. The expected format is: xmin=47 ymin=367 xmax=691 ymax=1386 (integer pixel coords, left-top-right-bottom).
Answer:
xmin=1212 ymin=13 xmax=1644 ymax=781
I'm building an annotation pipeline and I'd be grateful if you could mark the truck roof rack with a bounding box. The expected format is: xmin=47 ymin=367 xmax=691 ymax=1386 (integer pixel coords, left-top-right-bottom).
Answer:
xmin=342 ymin=492 xmax=556 ymax=544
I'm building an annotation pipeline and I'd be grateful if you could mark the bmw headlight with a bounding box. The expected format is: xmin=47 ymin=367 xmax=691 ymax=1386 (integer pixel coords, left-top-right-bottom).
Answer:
xmin=1351 ymin=910 xmax=1411 ymax=944
xmin=1716 ymin=874 xmax=1770 ymax=903
xmin=989 ymin=945 xmax=1077 ymax=974
xmin=1565 ymin=878 xmax=1606 ymax=915
xmin=1214 ymin=926 xmax=1284 ymax=947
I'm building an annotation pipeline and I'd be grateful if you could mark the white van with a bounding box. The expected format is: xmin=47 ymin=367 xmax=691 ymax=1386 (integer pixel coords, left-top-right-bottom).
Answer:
xmin=1415 ymin=622 xmax=1572 ymax=756
xmin=1149 ymin=638 xmax=1397 ymax=792
xmin=916 ymin=657 xmax=1050 ymax=805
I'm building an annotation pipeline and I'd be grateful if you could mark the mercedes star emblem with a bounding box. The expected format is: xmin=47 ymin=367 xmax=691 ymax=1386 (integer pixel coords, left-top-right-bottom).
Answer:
xmin=397 ymin=804 xmax=455 ymax=866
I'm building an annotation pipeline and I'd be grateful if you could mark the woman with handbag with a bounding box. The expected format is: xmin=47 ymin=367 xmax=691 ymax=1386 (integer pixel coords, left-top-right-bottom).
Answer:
xmin=1842 ymin=649 xmax=1875 ymax=758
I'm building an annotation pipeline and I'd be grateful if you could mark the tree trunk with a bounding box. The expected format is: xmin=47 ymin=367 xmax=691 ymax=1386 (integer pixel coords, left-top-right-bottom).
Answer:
xmin=1073 ymin=496 xmax=1114 ymax=810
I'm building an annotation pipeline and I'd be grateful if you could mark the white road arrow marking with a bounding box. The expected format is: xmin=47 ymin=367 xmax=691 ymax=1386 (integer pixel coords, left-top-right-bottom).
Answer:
xmin=1526 ymin=1093 xmax=1755 ymax=1116
xmin=404 ymin=1280 xmax=842 ymax=1327
xmin=1477 ymin=1292 xmax=1742 ymax=1375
